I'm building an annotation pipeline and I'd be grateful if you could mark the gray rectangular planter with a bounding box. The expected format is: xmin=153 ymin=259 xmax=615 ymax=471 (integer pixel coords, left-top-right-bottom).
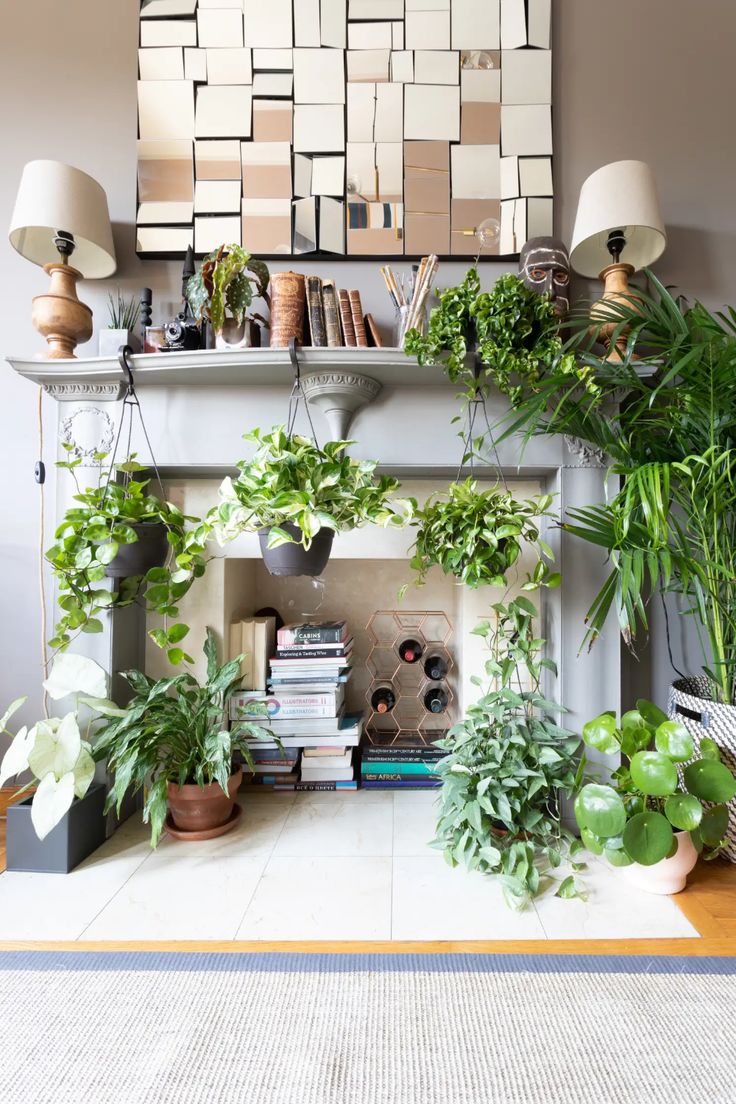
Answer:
xmin=6 ymin=783 xmax=107 ymax=874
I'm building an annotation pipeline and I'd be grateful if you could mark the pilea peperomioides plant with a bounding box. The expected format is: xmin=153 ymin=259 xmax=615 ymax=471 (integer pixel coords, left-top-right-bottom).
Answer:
xmin=46 ymin=450 xmax=209 ymax=665
xmin=575 ymin=700 xmax=736 ymax=866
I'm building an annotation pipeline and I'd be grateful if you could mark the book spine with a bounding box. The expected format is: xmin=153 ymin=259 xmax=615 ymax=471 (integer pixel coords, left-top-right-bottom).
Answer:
xmin=305 ymin=275 xmax=327 ymax=347
xmin=349 ymin=290 xmax=368 ymax=346
xmin=269 ymin=271 xmax=306 ymax=348
xmin=361 ymin=750 xmax=444 ymax=762
xmin=275 ymin=648 xmax=350 ymax=660
xmin=338 ymin=289 xmax=357 ymax=346
xmin=361 ymin=768 xmax=436 ymax=777
xmin=322 ymin=280 xmax=343 ymax=348
xmin=294 ymin=781 xmax=358 ymax=791
xmin=279 ymin=625 xmax=346 ymax=645
xmin=361 ymin=780 xmax=441 ymax=789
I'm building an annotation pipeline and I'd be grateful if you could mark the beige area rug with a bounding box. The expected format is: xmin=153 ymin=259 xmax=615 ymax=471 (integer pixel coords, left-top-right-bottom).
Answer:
xmin=1 ymin=952 xmax=734 ymax=1104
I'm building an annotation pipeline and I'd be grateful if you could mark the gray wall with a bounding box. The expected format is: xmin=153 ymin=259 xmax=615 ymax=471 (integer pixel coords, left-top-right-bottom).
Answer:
xmin=1 ymin=0 xmax=734 ymax=725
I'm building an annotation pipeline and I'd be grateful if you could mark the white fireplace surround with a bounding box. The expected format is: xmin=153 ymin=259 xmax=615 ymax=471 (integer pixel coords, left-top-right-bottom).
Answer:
xmin=8 ymin=346 xmax=621 ymax=778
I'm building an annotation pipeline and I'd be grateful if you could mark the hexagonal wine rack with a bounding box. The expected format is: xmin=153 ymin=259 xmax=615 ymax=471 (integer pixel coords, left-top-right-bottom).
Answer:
xmin=364 ymin=610 xmax=455 ymax=747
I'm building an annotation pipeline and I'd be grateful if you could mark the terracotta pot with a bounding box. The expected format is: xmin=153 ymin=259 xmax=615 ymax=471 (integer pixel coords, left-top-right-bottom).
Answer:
xmin=258 ymin=523 xmax=334 ymax=577
xmin=617 ymin=830 xmax=698 ymax=895
xmin=166 ymin=768 xmax=243 ymax=838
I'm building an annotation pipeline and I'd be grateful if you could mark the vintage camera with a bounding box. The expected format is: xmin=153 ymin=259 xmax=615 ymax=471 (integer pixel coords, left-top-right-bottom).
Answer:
xmin=161 ymin=312 xmax=201 ymax=351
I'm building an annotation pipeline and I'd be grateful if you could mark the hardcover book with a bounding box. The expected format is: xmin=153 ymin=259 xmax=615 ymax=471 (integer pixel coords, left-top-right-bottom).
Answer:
xmin=278 ymin=620 xmax=348 ymax=646
xmin=322 ymin=279 xmax=343 ymax=347
xmin=337 ymin=289 xmax=357 ymax=346
xmin=305 ymin=274 xmax=327 ymax=347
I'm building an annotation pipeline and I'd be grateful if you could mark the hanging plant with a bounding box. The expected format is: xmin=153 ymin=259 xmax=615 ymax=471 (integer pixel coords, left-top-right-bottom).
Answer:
xmin=404 ymin=478 xmax=559 ymax=591
xmin=209 ymin=427 xmax=414 ymax=576
xmin=46 ymin=448 xmax=210 ymax=665
xmin=186 ymin=243 xmax=270 ymax=337
xmin=405 ymin=269 xmax=576 ymax=403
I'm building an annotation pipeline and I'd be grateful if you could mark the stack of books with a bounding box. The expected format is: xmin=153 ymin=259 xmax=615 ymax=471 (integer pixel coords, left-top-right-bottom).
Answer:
xmin=246 ymin=747 xmax=300 ymax=789
xmin=231 ymin=620 xmax=362 ymax=792
xmin=360 ymin=742 xmax=444 ymax=789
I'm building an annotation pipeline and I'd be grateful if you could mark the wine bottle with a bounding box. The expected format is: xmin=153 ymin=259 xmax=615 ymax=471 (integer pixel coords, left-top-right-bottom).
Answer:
xmin=424 ymin=654 xmax=448 ymax=681
xmin=398 ymin=638 xmax=423 ymax=664
xmin=424 ymin=687 xmax=449 ymax=714
xmin=371 ymin=687 xmax=396 ymax=714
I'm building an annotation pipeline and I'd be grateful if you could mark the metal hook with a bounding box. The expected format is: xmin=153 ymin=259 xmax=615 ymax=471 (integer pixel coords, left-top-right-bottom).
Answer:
xmin=118 ymin=345 xmax=135 ymax=397
xmin=288 ymin=335 xmax=301 ymax=383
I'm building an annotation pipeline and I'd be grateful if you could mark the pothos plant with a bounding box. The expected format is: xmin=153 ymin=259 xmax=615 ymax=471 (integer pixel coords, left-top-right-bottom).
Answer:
xmin=403 ymin=479 xmax=559 ymax=592
xmin=46 ymin=449 xmax=209 ymax=665
xmin=210 ymin=426 xmax=415 ymax=550
xmin=0 ymin=653 xmax=124 ymax=840
xmin=186 ymin=243 xmax=270 ymax=336
xmin=575 ymin=700 xmax=736 ymax=866
xmin=405 ymin=269 xmax=576 ymax=403
xmin=432 ymin=596 xmax=585 ymax=909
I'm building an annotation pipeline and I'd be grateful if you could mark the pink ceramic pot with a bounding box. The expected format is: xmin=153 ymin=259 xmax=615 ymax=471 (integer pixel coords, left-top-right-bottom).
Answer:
xmin=617 ymin=830 xmax=698 ymax=895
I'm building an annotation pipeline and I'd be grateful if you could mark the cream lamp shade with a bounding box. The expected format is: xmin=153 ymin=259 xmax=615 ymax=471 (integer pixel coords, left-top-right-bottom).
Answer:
xmin=9 ymin=160 xmax=116 ymax=278
xmin=569 ymin=160 xmax=666 ymax=278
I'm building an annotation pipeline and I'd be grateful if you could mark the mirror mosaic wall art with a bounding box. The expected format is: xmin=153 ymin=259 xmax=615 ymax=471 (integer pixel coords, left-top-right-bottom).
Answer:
xmin=136 ymin=0 xmax=553 ymax=258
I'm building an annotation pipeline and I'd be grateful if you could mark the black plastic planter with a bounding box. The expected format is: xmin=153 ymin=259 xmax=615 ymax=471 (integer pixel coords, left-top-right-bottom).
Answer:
xmin=105 ymin=521 xmax=169 ymax=579
xmin=6 ymin=783 xmax=107 ymax=873
xmin=259 ymin=524 xmax=334 ymax=577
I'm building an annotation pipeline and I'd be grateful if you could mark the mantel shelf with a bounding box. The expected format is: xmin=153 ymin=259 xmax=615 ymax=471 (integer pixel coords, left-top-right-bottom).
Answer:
xmin=6 ymin=346 xmax=453 ymax=397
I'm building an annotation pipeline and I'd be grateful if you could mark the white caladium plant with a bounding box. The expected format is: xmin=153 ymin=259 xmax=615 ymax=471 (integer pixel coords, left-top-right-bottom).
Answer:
xmin=0 ymin=654 xmax=124 ymax=840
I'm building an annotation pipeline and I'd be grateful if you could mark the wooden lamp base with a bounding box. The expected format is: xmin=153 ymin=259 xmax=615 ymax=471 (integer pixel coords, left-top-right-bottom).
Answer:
xmin=590 ymin=262 xmax=641 ymax=363
xmin=31 ymin=262 xmax=93 ymax=359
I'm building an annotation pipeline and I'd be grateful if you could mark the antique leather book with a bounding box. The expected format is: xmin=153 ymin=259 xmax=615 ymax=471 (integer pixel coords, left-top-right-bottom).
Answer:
xmin=269 ymin=271 xmax=306 ymax=347
xmin=338 ymin=289 xmax=357 ymax=346
xmin=349 ymin=290 xmax=368 ymax=347
xmin=305 ymin=275 xmax=327 ymax=347
xmin=321 ymin=280 xmax=343 ymax=347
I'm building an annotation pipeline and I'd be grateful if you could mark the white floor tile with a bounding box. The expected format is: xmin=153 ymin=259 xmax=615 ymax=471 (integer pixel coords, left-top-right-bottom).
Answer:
xmin=82 ymin=816 xmax=271 ymax=940
xmin=273 ymin=795 xmax=393 ymax=857
xmin=393 ymin=791 xmax=441 ymax=856
xmin=0 ymin=815 xmax=151 ymax=940
xmin=237 ymin=856 xmax=392 ymax=940
xmin=534 ymin=857 xmax=700 ymax=940
xmin=392 ymin=855 xmax=548 ymax=940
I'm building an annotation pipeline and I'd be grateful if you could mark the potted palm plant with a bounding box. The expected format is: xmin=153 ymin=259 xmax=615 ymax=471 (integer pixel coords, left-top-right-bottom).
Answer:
xmin=491 ymin=276 xmax=736 ymax=859
xmin=0 ymin=653 xmax=123 ymax=872
xmin=433 ymin=597 xmax=585 ymax=909
xmin=94 ymin=629 xmax=272 ymax=846
xmin=575 ymin=700 xmax=736 ymax=892
xmin=47 ymin=449 xmax=209 ymax=664
xmin=209 ymin=426 xmax=414 ymax=577
xmin=186 ymin=243 xmax=270 ymax=349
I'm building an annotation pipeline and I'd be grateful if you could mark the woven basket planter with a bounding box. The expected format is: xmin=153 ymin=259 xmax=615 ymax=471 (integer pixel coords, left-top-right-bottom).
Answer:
xmin=668 ymin=677 xmax=736 ymax=863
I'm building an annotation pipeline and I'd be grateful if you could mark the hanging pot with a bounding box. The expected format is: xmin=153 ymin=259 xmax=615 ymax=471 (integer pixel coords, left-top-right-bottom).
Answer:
xmin=258 ymin=523 xmax=334 ymax=577
xmin=617 ymin=830 xmax=699 ymax=895
xmin=105 ymin=521 xmax=170 ymax=579
xmin=668 ymin=677 xmax=736 ymax=863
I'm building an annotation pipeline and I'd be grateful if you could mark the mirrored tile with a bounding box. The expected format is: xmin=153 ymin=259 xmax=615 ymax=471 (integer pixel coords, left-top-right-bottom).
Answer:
xmin=499 ymin=195 xmax=526 ymax=253
xmin=461 ymin=48 xmax=501 ymax=69
xmin=414 ymin=50 xmax=459 ymax=85
xmin=501 ymin=48 xmax=551 ymax=104
xmin=349 ymin=22 xmax=393 ymax=50
xmin=206 ymin=47 xmax=253 ymax=85
xmin=141 ymin=0 xmax=196 ymax=15
xmin=405 ymin=10 xmax=451 ymax=49
xmin=311 ymin=155 xmax=345 ymax=196
xmin=375 ymin=82 xmax=403 ymax=141
xmin=452 ymin=0 xmax=500 ymax=50
xmin=140 ymin=19 xmax=197 ymax=48
xmin=390 ymin=50 xmax=414 ymax=83
xmin=500 ymin=153 xmax=520 ymax=198
xmin=527 ymin=195 xmax=553 ymax=238
xmin=139 ymin=47 xmax=184 ymax=81
xmin=500 ymin=0 xmax=527 ymax=48
xmin=519 ymin=155 xmax=552 ymax=196
xmin=184 ymin=47 xmax=207 ymax=81
xmin=195 ymin=84 xmax=252 ymax=137
xmin=451 ymin=198 xmax=501 ymax=254
xmin=293 ymin=195 xmax=317 ymax=253
xmin=347 ymin=204 xmax=403 ymax=255
xmin=138 ymin=200 xmax=194 ymax=224
xmin=293 ymin=104 xmax=345 ymax=151
xmin=242 ymin=197 xmax=293 ymax=252
xmin=405 ymin=212 xmax=450 ymax=255
xmin=404 ymin=84 xmax=460 ymax=141
xmin=243 ymin=0 xmax=293 ymax=47
xmin=347 ymin=50 xmax=391 ymax=83
xmin=347 ymin=83 xmax=376 ymax=141
xmin=137 ymin=226 xmax=195 ymax=253
xmin=461 ymin=100 xmax=500 ymax=143
xmin=320 ymin=196 xmax=346 ymax=252
xmin=195 ymin=138 xmax=242 ymax=179
xmin=460 ymin=68 xmax=501 ymax=102
xmin=241 ymin=140 xmax=292 ymax=198
xmin=295 ymin=0 xmax=321 ymax=46
xmin=252 ymin=99 xmax=293 ymax=141
xmin=252 ymin=48 xmax=293 ymax=70
xmin=294 ymin=152 xmax=313 ymax=196
xmin=294 ymin=47 xmax=346 ymax=104
xmin=194 ymin=178 xmax=242 ymax=212
xmin=138 ymin=79 xmax=195 ymax=139
xmin=138 ymin=138 xmax=194 ymax=201
xmin=252 ymin=72 xmax=294 ymax=97
xmin=500 ymin=103 xmax=552 ymax=155
xmin=195 ymin=213 xmax=242 ymax=252
xmin=407 ymin=0 xmax=449 ymax=8
xmin=452 ymin=143 xmax=500 ymax=198
xmin=321 ymin=0 xmax=347 ymax=48
xmin=392 ymin=21 xmax=404 ymax=49
xmin=197 ymin=7 xmax=244 ymax=48
xmin=349 ymin=0 xmax=403 ymax=16
xmin=528 ymin=0 xmax=551 ymax=48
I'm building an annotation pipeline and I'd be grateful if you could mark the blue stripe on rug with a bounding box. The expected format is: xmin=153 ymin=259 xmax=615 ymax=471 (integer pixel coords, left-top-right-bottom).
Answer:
xmin=0 ymin=951 xmax=734 ymax=974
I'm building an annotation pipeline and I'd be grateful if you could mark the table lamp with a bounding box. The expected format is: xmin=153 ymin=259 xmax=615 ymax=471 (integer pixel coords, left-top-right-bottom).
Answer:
xmin=9 ymin=160 xmax=116 ymax=359
xmin=570 ymin=160 xmax=666 ymax=361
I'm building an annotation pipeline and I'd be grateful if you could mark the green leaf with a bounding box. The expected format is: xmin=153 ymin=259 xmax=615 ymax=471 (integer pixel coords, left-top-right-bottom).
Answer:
xmin=580 ymin=826 xmax=604 ymax=855
xmin=555 ymin=875 xmax=580 ymax=899
xmin=635 ymin=699 xmax=668 ymax=728
xmin=655 ymin=720 xmax=694 ymax=763
xmin=664 ymin=794 xmax=703 ymax=831
xmin=148 ymin=628 xmax=168 ymax=650
xmin=698 ymin=737 xmax=721 ymax=762
xmin=622 ymin=811 xmax=674 ymax=866
xmin=574 ymin=783 xmax=626 ymax=839
xmin=581 ymin=711 xmax=620 ymax=755
xmin=167 ymin=648 xmax=186 ymax=666
xmin=699 ymin=804 xmax=729 ymax=847
xmin=629 ymin=750 xmax=678 ymax=797
xmin=684 ymin=759 xmax=736 ymax=803
xmin=96 ymin=541 xmax=119 ymax=566
xmin=166 ymin=623 xmax=190 ymax=644
xmin=604 ymin=846 xmax=633 ymax=868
